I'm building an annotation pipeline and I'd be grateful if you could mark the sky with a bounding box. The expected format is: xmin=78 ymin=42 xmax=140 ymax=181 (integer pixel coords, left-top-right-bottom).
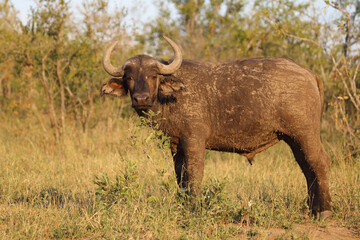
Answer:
xmin=11 ymin=0 xmax=337 ymax=28
xmin=12 ymin=0 xmax=159 ymax=28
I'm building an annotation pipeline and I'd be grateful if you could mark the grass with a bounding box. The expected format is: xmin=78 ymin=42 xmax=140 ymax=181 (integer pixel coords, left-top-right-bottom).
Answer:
xmin=0 ymin=112 xmax=359 ymax=239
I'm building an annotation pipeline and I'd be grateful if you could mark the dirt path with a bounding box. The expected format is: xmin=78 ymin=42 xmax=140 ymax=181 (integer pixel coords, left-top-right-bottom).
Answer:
xmin=263 ymin=223 xmax=359 ymax=240
xmin=232 ymin=222 xmax=359 ymax=239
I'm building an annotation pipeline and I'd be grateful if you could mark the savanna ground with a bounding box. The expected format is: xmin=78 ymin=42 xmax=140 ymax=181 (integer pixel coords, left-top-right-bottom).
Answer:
xmin=0 ymin=110 xmax=359 ymax=239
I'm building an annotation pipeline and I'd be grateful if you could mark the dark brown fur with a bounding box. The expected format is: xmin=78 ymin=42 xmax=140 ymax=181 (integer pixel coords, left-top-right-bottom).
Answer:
xmin=101 ymin=55 xmax=332 ymax=219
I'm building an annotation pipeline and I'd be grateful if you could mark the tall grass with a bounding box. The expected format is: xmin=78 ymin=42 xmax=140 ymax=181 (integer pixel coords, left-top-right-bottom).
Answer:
xmin=0 ymin=112 xmax=359 ymax=239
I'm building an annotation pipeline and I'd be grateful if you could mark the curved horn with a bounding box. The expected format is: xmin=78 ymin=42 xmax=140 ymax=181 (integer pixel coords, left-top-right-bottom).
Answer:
xmin=157 ymin=36 xmax=183 ymax=75
xmin=103 ymin=41 xmax=124 ymax=77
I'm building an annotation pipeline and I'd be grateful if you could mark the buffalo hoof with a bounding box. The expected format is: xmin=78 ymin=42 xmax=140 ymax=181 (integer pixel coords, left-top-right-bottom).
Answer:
xmin=318 ymin=210 xmax=332 ymax=220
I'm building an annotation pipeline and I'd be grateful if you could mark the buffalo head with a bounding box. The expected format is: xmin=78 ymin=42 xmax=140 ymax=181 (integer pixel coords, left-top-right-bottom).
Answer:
xmin=101 ymin=36 xmax=185 ymax=110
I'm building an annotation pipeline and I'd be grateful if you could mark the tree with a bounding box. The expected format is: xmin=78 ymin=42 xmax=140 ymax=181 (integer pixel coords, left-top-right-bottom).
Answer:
xmin=144 ymin=0 xmax=249 ymax=61
xmin=0 ymin=0 xmax=18 ymax=100
xmin=263 ymin=0 xmax=360 ymax=156
xmin=21 ymin=0 xmax=72 ymax=140
xmin=69 ymin=0 xmax=132 ymax=133
xmin=323 ymin=0 xmax=360 ymax=154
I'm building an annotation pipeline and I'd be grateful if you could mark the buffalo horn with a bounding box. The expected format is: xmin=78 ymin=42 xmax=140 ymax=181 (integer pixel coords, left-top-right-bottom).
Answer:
xmin=157 ymin=36 xmax=183 ymax=75
xmin=102 ymin=41 xmax=124 ymax=77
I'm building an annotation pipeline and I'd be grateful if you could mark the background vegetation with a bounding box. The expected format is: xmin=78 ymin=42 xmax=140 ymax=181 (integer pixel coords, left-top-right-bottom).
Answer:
xmin=0 ymin=0 xmax=359 ymax=238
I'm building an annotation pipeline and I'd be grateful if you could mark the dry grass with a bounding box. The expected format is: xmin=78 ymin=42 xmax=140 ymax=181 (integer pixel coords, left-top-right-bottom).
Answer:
xmin=0 ymin=113 xmax=359 ymax=239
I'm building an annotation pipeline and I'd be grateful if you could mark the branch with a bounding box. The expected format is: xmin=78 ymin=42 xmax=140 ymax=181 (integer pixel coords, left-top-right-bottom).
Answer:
xmin=265 ymin=13 xmax=360 ymax=111
xmin=60 ymin=48 xmax=80 ymax=73
xmin=353 ymin=61 xmax=360 ymax=88
xmin=281 ymin=32 xmax=336 ymax=60
xmin=281 ymin=32 xmax=360 ymax=111
xmin=337 ymin=98 xmax=356 ymax=142
xmin=0 ymin=70 xmax=7 ymax=81
xmin=65 ymin=86 xmax=84 ymax=107
xmin=351 ymin=60 xmax=360 ymax=104
xmin=328 ymin=2 xmax=350 ymax=19
xmin=281 ymin=32 xmax=322 ymax=50
xmin=328 ymin=2 xmax=351 ymax=57
xmin=40 ymin=54 xmax=50 ymax=92
xmin=345 ymin=148 xmax=360 ymax=161
xmin=334 ymin=62 xmax=360 ymax=111
xmin=65 ymin=86 xmax=74 ymax=97
xmin=330 ymin=56 xmax=343 ymax=76
xmin=353 ymin=36 xmax=360 ymax=44
xmin=350 ymin=53 xmax=360 ymax=64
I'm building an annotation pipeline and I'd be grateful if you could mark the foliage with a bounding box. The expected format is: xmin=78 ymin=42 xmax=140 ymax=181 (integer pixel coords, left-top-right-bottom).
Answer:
xmin=261 ymin=0 xmax=360 ymax=154
xmin=1 ymin=0 xmax=358 ymax=151
xmin=94 ymin=161 xmax=140 ymax=210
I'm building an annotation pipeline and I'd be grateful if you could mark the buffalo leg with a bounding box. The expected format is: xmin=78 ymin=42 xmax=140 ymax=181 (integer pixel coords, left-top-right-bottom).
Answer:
xmin=171 ymin=142 xmax=188 ymax=189
xmin=283 ymin=134 xmax=332 ymax=219
xmin=179 ymin=136 xmax=206 ymax=196
xmin=283 ymin=135 xmax=319 ymax=214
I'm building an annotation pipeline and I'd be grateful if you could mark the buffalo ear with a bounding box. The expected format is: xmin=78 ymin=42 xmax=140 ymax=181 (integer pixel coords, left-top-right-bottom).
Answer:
xmin=100 ymin=78 xmax=128 ymax=97
xmin=158 ymin=76 xmax=185 ymax=97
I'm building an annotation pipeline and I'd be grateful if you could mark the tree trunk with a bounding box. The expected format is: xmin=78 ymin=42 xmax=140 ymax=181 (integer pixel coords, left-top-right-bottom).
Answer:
xmin=82 ymin=88 xmax=94 ymax=133
xmin=41 ymin=55 xmax=59 ymax=141
xmin=56 ymin=59 xmax=66 ymax=134
xmin=0 ymin=74 xmax=4 ymax=97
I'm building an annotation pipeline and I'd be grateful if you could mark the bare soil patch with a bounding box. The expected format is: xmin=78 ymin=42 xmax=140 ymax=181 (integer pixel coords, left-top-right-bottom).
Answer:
xmin=261 ymin=222 xmax=359 ymax=240
xmin=229 ymin=221 xmax=359 ymax=239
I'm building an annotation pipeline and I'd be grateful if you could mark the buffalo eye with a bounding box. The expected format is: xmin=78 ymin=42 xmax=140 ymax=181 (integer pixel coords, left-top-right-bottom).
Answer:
xmin=123 ymin=76 xmax=134 ymax=89
xmin=124 ymin=76 xmax=133 ymax=82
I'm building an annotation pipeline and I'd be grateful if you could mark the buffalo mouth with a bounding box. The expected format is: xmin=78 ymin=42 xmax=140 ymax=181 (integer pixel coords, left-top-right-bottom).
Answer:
xmin=132 ymin=104 xmax=152 ymax=110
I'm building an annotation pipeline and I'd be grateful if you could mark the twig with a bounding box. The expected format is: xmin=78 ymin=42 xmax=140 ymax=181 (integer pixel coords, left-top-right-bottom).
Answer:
xmin=350 ymin=53 xmax=360 ymax=64
xmin=337 ymin=98 xmax=356 ymax=142
xmin=328 ymin=2 xmax=352 ymax=56
xmin=352 ymin=60 xmax=360 ymax=104
xmin=345 ymin=148 xmax=360 ymax=161
xmin=281 ymin=32 xmax=360 ymax=111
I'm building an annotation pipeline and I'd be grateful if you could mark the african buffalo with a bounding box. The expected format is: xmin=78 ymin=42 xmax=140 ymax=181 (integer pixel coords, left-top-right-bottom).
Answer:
xmin=100 ymin=36 xmax=332 ymax=220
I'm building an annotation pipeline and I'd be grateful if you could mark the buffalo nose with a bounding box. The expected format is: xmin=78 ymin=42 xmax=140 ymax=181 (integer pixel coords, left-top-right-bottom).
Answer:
xmin=133 ymin=94 xmax=150 ymax=105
